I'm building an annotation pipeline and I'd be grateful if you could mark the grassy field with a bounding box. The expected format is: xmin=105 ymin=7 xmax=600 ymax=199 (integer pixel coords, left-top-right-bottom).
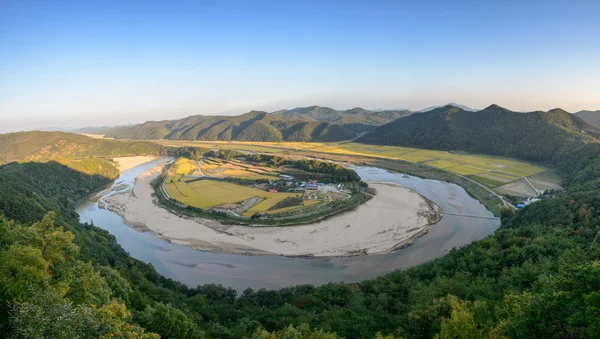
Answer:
xmin=172 ymin=158 xmax=197 ymax=175
xmin=161 ymin=141 xmax=547 ymax=188
xmin=294 ymin=142 xmax=545 ymax=182
xmin=166 ymin=156 xmax=304 ymax=213
xmin=157 ymin=141 xmax=557 ymax=216
xmin=197 ymin=158 xmax=278 ymax=180
xmin=165 ymin=177 xmax=301 ymax=210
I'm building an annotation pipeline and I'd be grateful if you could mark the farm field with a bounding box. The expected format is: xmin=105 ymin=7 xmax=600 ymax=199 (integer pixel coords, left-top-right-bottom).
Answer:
xmin=197 ymin=158 xmax=278 ymax=180
xmin=163 ymin=156 xmax=356 ymax=219
xmin=161 ymin=140 xmax=549 ymax=189
xmin=165 ymin=179 xmax=301 ymax=210
xmin=172 ymin=157 xmax=197 ymax=175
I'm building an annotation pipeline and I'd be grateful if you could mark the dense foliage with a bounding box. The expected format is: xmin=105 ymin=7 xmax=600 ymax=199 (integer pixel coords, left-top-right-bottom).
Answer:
xmin=0 ymin=131 xmax=210 ymax=180
xmin=274 ymin=106 xmax=413 ymax=133
xmin=1 ymin=130 xmax=600 ymax=337
xmin=358 ymin=104 xmax=600 ymax=163
xmin=0 ymin=131 xmax=171 ymax=164
xmin=99 ymin=106 xmax=409 ymax=142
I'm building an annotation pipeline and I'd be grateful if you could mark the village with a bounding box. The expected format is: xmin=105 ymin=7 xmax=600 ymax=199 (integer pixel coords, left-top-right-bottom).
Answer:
xmin=160 ymin=156 xmax=358 ymax=223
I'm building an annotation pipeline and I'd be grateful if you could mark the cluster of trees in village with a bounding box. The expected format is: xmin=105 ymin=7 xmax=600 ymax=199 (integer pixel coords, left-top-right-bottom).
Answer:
xmin=1 ymin=132 xmax=600 ymax=337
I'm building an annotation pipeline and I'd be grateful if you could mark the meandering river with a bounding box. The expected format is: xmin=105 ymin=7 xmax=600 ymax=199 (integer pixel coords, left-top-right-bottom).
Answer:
xmin=76 ymin=158 xmax=499 ymax=292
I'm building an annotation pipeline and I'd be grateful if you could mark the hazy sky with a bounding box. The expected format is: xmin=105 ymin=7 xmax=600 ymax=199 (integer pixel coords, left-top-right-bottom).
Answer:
xmin=1 ymin=0 xmax=599 ymax=133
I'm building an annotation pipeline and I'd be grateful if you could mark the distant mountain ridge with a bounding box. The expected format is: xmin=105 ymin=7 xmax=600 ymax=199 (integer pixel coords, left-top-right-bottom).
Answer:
xmin=575 ymin=110 xmax=600 ymax=128
xmin=418 ymin=103 xmax=479 ymax=112
xmin=357 ymin=104 xmax=600 ymax=162
xmin=272 ymin=105 xmax=413 ymax=133
xmin=94 ymin=106 xmax=414 ymax=142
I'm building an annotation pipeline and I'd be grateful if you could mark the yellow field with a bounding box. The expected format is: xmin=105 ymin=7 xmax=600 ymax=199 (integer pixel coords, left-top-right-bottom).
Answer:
xmin=173 ymin=158 xmax=197 ymax=175
xmin=264 ymin=205 xmax=304 ymax=215
xmin=244 ymin=194 xmax=299 ymax=214
xmin=271 ymin=142 xmax=544 ymax=179
xmin=166 ymin=179 xmax=300 ymax=210
xmin=221 ymin=169 xmax=276 ymax=180
xmin=253 ymin=142 xmax=545 ymax=179
xmin=164 ymin=141 xmax=546 ymax=182
xmin=303 ymin=200 xmax=321 ymax=207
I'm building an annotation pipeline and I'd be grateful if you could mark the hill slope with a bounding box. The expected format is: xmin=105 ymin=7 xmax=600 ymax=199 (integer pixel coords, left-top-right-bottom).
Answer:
xmin=576 ymin=110 xmax=600 ymax=127
xmin=358 ymin=104 xmax=600 ymax=162
xmin=98 ymin=106 xmax=412 ymax=142
xmin=0 ymin=131 xmax=169 ymax=165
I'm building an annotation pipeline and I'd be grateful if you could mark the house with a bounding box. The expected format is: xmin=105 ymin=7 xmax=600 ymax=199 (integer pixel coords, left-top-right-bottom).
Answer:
xmin=269 ymin=188 xmax=280 ymax=193
xmin=279 ymin=174 xmax=294 ymax=180
xmin=516 ymin=203 xmax=526 ymax=209
xmin=306 ymin=183 xmax=318 ymax=190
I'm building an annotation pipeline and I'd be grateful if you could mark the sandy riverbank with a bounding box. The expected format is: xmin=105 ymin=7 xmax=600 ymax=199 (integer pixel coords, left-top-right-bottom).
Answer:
xmin=113 ymin=156 xmax=160 ymax=173
xmin=103 ymin=163 xmax=442 ymax=257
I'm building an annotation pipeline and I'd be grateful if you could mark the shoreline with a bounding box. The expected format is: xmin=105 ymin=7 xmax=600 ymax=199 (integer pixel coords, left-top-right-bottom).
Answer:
xmin=102 ymin=163 xmax=442 ymax=257
xmin=113 ymin=155 xmax=160 ymax=173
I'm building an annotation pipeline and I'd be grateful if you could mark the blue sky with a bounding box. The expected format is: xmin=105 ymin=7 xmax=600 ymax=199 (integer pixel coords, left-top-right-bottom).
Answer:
xmin=1 ymin=0 xmax=599 ymax=132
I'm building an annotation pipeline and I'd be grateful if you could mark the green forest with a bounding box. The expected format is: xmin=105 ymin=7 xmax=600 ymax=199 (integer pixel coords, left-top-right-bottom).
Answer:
xmin=358 ymin=104 xmax=600 ymax=163
xmin=1 ymin=131 xmax=600 ymax=338
xmin=92 ymin=106 xmax=410 ymax=142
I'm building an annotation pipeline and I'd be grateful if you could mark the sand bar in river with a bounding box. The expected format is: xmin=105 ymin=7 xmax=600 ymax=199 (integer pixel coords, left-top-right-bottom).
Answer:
xmin=104 ymin=163 xmax=441 ymax=257
xmin=113 ymin=156 xmax=160 ymax=173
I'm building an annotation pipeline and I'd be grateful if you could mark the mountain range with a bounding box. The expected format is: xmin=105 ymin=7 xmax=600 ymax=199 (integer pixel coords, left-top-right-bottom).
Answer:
xmin=418 ymin=103 xmax=479 ymax=112
xmin=357 ymin=104 xmax=600 ymax=162
xmin=71 ymin=104 xmax=600 ymax=159
xmin=83 ymin=106 xmax=413 ymax=142
xmin=575 ymin=110 xmax=600 ymax=127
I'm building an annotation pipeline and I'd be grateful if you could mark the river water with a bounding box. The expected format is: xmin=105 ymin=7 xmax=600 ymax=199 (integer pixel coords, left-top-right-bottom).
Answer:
xmin=76 ymin=158 xmax=499 ymax=292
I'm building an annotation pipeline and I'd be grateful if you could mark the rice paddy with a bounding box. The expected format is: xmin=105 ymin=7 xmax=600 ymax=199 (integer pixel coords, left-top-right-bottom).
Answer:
xmin=165 ymin=179 xmax=301 ymax=210
xmin=172 ymin=158 xmax=197 ymax=175
xmin=163 ymin=155 xmax=353 ymax=218
xmin=162 ymin=141 xmax=548 ymax=189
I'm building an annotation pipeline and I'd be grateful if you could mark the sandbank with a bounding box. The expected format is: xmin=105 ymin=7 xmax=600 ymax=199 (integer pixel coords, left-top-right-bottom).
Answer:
xmin=113 ymin=156 xmax=159 ymax=173
xmin=103 ymin=163 xmax=442 ymax=257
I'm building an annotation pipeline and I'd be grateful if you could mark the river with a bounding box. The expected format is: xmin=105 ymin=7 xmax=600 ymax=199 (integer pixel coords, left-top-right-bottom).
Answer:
xmin=76 ymin=158 xmax=500 ymax=292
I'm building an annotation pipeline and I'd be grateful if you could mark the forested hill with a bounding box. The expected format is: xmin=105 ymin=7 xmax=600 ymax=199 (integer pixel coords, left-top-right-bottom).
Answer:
xmin=0 ymin=131 xmax=169 ymax=164
xmin=0 ymin=131 xmax=205 ymax=178
xmin=2 ymin=128 xmax=600 ymax=337
xmin=1 ymin=125 xmax=600 ymax=337
xmin=272 ymin=105 xmax=413 ymax=133
xmin=576 ymin=110 xmax=600 ymax=128
xmin=357 ymin=104 xmax=600 ymax=162
xmin=95 ymin=106 xmax=411 ymax=142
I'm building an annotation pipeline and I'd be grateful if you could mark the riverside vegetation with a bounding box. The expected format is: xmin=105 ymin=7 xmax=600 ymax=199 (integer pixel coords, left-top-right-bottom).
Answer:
xmin=0 ymin=130 xmax=600 ymax=337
